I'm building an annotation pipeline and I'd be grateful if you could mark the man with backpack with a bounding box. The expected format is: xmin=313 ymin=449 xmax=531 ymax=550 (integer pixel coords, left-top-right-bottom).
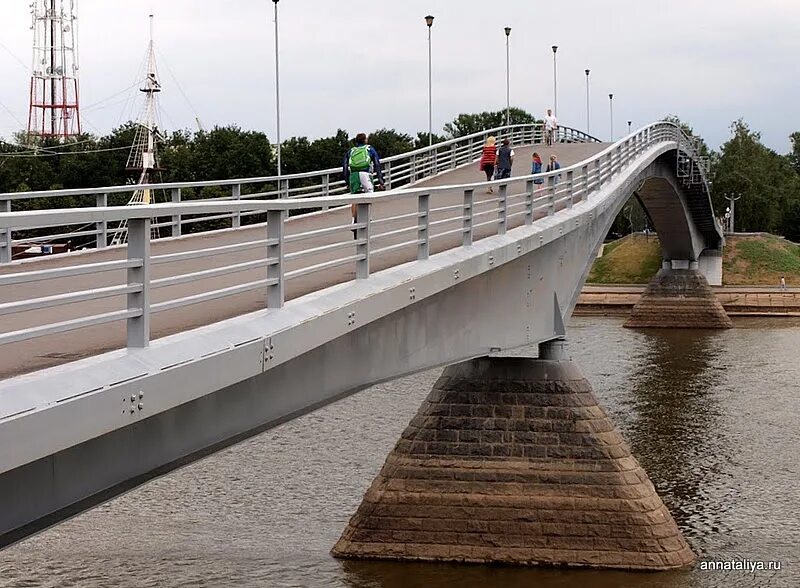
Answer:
xmin=343 ymin=133 xmax=385 ymax=195
xmin=343 ymin=133 xmax=385 ymax=237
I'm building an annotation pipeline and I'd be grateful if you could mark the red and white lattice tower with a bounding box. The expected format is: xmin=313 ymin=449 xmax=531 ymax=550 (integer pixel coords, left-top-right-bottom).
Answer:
xmin=27 ymin=0 xmax=81 ymax=141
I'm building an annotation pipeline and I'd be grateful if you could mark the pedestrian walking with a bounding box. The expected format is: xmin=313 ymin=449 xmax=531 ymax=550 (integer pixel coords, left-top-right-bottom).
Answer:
xmin=531 ymin=152 xmax=544 ymax=187
xmin=479 ymin=136 xmax=498 ymax=193
xmin=343 ymin=133 xmax=385 ymax=237
xmin=546 ymin=153 xmax=561 ymax=182
xmin=780 ymin=275 xmax=787 ymax=291
xmin=544 ymin=109 xmax=558 ymax=146
xmin=495 ymin=138 xmax=515 ymax=180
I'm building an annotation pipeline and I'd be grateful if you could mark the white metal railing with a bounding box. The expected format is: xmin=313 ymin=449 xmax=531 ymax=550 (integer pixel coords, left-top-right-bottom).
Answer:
xmin=0 ymin=124 xmax=596 ymax=263
xmin=0 ymin=122 xmax=713 ymax=353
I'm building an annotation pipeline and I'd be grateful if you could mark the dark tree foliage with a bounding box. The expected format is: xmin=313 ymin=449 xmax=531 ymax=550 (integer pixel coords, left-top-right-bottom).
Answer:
xmin=711 ymin=120 xmax=800 ymax=233
xmin=443 ymin=107 xmax=539 ymax=138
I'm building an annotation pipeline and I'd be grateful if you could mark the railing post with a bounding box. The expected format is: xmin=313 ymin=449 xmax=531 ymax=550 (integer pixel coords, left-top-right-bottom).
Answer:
xmin=450 ymin=143 xmax=457 ymax=169
xmin=498 ymin=183 xmax=507 ymax=235
xmin=463 ymin=188 xmax=474 ymax=246
xmin=383 ymin=163 xmax=391 ymax=190
xmin=525 ymin=179 xmax=534 ymax=225
xmin=127 ymin=217 xmax=150 ymax=348
xmin=266 ymin=209 xmax=285 ymax=309
xmin=0 ymin=199 xmax=10 ymax=263
xmin=171 ymin=188 xmax=182 ymax=237
xmin=356 ymin=202 xmax=370 ymax=279
xmin=581 ymin=165 xmax=589 ymax=202
xmin=594 ymin=158 xmax=602 ymax=187
xmin=566 ymin=170 xmax=575 ymax=208
xmin=411 ymin=155 xmax=417 ymax=183
xmin=96 ymin=193 xmax=108 ymax=248
xmin=231 ymin=184 xmax=241 ymax=228
xmin=417 ymin=193 xmax=430 ymax=260
xmin=281 ymin=179 xmax=289 ymax=199
xmin=547 ymin=175 xmax=556 ymax=216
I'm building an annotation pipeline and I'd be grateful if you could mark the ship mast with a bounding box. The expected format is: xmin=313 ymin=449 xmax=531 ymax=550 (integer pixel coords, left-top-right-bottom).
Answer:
xmin=110 ymin=14 xmax=163 ymax=246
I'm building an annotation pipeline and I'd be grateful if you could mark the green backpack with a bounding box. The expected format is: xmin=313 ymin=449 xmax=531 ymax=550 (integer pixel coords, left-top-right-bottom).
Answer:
xmin=349 ymin=145 xmax=372 ymax=171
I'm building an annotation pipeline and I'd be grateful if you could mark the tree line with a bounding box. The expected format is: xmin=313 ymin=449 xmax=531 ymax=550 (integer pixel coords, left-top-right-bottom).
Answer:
xmin=0 ymin=107 xmax=536 ymax=202
xmin=2 ymin=107 xmax=798 ymax=242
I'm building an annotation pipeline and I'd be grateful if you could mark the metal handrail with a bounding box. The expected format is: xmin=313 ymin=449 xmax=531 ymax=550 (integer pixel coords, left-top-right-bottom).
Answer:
xmin=0 ymin=123 xmax=597 ymax=262
xmin=0 ymin=124 xmax=594 ymax=201
xmin=0 ymin=122 xmax=715 ymax=354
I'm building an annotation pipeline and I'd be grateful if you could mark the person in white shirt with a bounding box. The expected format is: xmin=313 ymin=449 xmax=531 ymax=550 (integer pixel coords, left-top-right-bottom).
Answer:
xmin=544 ymin=109 xmax=558 ymax=146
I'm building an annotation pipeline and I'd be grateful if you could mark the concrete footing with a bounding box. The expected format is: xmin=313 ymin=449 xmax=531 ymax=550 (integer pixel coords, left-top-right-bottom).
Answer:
xmin=624 ymin=267 xmax=732 ymax=329
xmin=332 ymin=356 xmax=696 ymax=570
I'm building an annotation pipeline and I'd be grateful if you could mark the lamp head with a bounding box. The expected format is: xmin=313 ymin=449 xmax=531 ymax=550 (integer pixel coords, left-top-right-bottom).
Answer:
xmin=552 ymin=45 xmax=558 ymax=53
xmin=425 ymin=15 xmax=434 ymax=27
xmin=505 ymin=27 xmax=512 ymax=36
xmin=585 ymin=69 xmax=590 ymax=76
xmin=609 ymin=93 xmax=613 ymax=100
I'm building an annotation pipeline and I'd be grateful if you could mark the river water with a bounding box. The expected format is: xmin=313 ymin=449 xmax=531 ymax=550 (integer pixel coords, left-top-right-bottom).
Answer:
xmin=1 ymin=317 xmax=799 ymax=588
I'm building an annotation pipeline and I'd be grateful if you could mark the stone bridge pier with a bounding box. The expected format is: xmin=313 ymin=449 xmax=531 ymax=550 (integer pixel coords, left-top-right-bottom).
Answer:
xmin=332 ymin=342 xmax=696 ymax=570
xmin=624 ymin=259 xmax=732 ymax=329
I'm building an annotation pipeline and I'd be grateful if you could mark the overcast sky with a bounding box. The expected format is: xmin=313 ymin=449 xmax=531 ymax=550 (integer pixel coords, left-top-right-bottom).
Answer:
xmin=1 ymin=0 xmax=798 ymax=151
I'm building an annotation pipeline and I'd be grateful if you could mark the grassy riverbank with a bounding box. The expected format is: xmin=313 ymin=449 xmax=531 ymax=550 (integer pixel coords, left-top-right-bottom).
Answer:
xmin=587 ymin=233 xmax=800 ymax=286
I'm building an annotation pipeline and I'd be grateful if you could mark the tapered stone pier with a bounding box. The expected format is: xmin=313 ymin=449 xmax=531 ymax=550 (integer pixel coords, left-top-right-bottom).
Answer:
xmin=624 ymin=263 xmax=732 ymax=329
xmin=332 ymin=344 xmax=696 ymax=570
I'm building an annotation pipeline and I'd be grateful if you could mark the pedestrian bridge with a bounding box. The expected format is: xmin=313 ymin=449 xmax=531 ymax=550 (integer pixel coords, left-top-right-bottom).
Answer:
xmin=0 ymin=122 xmax=721 ymax=547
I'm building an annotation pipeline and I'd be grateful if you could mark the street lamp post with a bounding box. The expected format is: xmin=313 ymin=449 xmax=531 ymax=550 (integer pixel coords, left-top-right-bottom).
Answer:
xmin=505 ymin=27 xmax=511 ymax=126
xmin=726 ymin=193 xmax=742 ymax=233
xmin=608 ymin=93 xmax=614 ymax=141
xmin=628 ymin=120 xmax=632 ymax=134
xmin=585 ymin=69 xmax=590 ymax=134
xmin=425 ymin=15 xmax=434 ymax=146
xmin=272 ymin=0 xmax=281 ymax=177
xmin=551 ymin=46 xmax=558 ymax=115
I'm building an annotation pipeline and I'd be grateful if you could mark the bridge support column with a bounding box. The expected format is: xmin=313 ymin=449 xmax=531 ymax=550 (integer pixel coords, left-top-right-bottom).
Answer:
xmin=624 ymin=263 xmax=731 ymax=329
xmin=332 ymin=355 xmax=696 ymax=570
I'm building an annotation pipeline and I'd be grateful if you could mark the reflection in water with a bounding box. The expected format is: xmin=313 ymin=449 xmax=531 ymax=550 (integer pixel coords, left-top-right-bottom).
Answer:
xmin=0 ymin=317 xmax=798 ymax=588
xmin=619 ymin=329 xmax=732 ymax=548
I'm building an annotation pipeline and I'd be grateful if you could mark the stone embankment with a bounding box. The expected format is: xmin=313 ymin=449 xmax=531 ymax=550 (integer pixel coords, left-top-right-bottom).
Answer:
xmin=578 ymin=285 xmax=800 ymax=316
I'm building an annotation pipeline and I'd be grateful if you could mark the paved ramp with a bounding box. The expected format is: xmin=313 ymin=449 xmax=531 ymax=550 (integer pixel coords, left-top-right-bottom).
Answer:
xmin=0 ymin=142 xmax=605 ymax=379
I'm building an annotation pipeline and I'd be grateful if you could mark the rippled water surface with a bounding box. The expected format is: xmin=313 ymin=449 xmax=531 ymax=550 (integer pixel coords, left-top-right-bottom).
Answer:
xmin=2 ymin=317 xmax=799 ymax=587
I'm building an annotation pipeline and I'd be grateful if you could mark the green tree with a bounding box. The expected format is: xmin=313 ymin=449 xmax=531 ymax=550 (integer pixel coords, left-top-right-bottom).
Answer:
xmin=781 ymin=201 xmax=800 ymax=242
xmin=788 ymin=132 xmax=800 ymax=175
xmin=365 ymin=129 xmax=415 ymax=158
xmin=712 ymin=120 xmax=800 ymax=233
xmin=443 ymin=107 xmax=538 ymax=138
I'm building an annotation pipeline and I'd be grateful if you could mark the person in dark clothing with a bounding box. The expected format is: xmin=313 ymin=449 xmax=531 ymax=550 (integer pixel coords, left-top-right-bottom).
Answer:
xmin=546 ymin=154 xmax=562 ymax=184
xmin=495 ymin=138 xmax=515 ymax=180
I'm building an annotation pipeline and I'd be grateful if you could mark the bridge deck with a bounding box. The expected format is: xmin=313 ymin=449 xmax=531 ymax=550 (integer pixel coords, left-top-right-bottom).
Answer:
xmin=0 ymin=143 xmax=605 ymax=379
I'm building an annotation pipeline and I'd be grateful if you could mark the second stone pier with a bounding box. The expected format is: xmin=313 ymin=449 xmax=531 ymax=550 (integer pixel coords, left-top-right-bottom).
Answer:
xmin=332 ymin=350 xmax=696 ymax=570
xmin=624 ymin=262 xmax=732 ymax=329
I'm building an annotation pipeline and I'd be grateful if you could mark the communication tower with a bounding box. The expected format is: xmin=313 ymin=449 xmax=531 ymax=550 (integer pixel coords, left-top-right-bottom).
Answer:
xmin=27 ymin=0 xmax=81 ymax=141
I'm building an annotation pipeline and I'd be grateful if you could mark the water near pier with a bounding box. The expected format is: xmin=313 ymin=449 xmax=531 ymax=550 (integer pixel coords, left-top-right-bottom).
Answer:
xmin=1 ymin=317 xmax=799 ymax=587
